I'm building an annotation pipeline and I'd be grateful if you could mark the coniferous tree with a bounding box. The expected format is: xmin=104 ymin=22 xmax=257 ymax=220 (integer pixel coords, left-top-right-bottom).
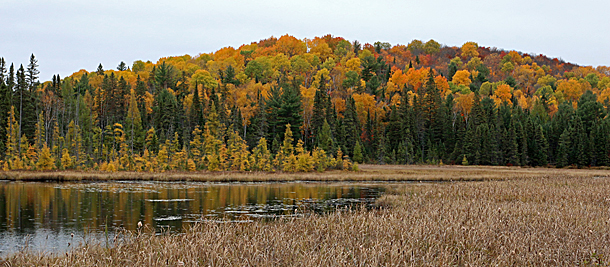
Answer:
xmin=526 ymin=121 xmax=549 ymax=167
xmin=441 ymin=94 xmax=455 ymax=161
xmin=569 ymin=116 xmax=587 ymax=167
xmin=0 ymin=58 xmax=6 ymax=82
xmin=154 ymin=61 xmax=174 ymax=90
xmin=5 ymin=37 xmax=610 ymax=172
xmin=556 ymin=128 xmax=570 ymax=168
xmin=504 ymin=120 xmax=519 ymax=166
xmin=548 ymin=101 xmax=574 ymax=163
xmin=36 ymin=144 xmax=54 ymax=171
xmin=16 ymin=65 xmax=37 ymax=153
xmin=353 ymin=140 xmax=363 ymax=164
xmin=277 ymin=79 xmax=303 ymax=142
xmin=265 ymin=85 xmax=282 ymax=139
xmin=154 ymin=88 xmax=178 ymax=140
xmin=592 ymin=119 xmax=610 ymax=166
xmin=317 ymin=119 xmax=333 ymax=153
xmin=96 ymin=64 xmax=104 ymax=76
xmin=126 ymin=89 xmax=144 ymax=154
xmin=145 ymin=127 xmax=159 ymax=154
xmin=190 ymin=85 xmax=204 ymax=129
xmin=5 ymin=106 xmax=19 ymax=162
xmin=0 ymin=78 xmax=10 ymax=157
xmin=26 ymin=54 xmax=39 ymax=92
xmin=117 ymin=61 xmax=127 ymax=71
xmin=311 ymin=75 xmax=329 ymax=148
xmin=386 ymin=106 xmax=403 ymax=152
xmin=342 ymin=96 xmax=360 ymax=157
xmin=252 ymin=137 xmax=272 ymax=171
xmin=423 ymin=72 xmax=442 ymax=144
xmin=247 ymin=91 xmax=268 ymax=149
xmin=514 ymin=120 xmax=528 ymax=166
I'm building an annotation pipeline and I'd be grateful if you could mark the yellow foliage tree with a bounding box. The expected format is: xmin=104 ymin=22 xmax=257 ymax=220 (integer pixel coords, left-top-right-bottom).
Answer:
xmin=295 ymin=140 xmax=314 ymax=172
xmin=556 ymin=79 xmax=584 ymax=104
xmin=5 ymin=106 xmax=19 ymax=162
xmin=61 ymin=148 xmax=73 ymax=170
xmin=492 ymin=84 xmax=513 ymax=105
xmin=252 ymin=137 xmax=272 ymax=171
xmin=189 ymin=126 xmax=204 ymax=169
xmin=156 ymin=143 xmax=169 ymax=171
xmin=36 ymin=144 xmax=54 ymax=171
xmin=452 ymin=70 xmax=472 ymax=87
xmin=460 ymin=42 xmax=479 ymax=59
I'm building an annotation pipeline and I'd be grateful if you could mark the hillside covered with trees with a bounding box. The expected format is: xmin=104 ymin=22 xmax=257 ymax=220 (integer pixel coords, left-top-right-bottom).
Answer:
xmin=1 ymin=34 xmax=610 ymax=172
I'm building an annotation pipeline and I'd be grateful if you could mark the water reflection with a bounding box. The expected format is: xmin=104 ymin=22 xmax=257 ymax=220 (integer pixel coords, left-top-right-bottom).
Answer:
xmin=0 ymin=181 xmax=385 ymax=255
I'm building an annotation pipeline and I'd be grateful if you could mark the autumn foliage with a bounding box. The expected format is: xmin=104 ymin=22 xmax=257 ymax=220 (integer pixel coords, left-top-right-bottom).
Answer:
xmin=1 ymin=34 xmax=610 ymax=171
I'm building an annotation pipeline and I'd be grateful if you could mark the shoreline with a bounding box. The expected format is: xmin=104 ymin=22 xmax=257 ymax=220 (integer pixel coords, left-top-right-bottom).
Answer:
xmin=1 ymin=164 xmax=608 ymax=182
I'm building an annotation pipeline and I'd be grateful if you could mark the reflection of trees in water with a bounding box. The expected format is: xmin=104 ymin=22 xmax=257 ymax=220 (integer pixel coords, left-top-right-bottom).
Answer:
xmin=0 ymin=182 xmax=378 ymax=233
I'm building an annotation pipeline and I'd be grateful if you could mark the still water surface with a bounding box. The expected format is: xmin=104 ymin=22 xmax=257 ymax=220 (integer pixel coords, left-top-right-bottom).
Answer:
xmin=0 ymin=180 xmax=386 ymax=255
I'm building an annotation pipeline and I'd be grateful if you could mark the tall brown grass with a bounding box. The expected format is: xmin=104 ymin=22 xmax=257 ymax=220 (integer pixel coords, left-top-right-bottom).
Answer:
xmin=4 ymin=173 xmax=610 ymax=266
xmin=1 ymin=164 xmax=608 ymax=182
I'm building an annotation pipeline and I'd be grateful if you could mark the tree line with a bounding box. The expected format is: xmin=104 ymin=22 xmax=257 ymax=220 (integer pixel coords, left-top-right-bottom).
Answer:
xmin=1 ymin=34 xmax=609 ymax=172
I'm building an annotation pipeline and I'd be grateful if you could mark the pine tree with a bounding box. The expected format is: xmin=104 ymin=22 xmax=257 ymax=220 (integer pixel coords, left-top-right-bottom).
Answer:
xmin=266 ymin=85 xmax=283 ymax=138
xmin=0 ymin=78 xmax=10 ymax=158
xmin=278 ymin=79 xmax=303 ymax=141
xmin=570 ymin=116 xmax=588 ymax=167
xmin=117 ymin=61 xmax=127 ymax=71
xmin=26 ymin=54 xmax=39 ymax=92
xmin=247 ymin=91 xmax=268 ymax=148
xmin=386 ymin=106 xmax=403 ymax=152
xmin=342 ymin=96 xmax=360 ymax=156
xmin=190 ymin=85 xmax=204 ymax=129
xmin=96 ymin=64 xmax=104 ymax=76
xmin=154 ymin=88 xmax=178 ymax=139
xmin=504 ymin=122 xmax=519 ymax=166
xmin=477 ymin=123 xmax=491 ymax=165
xmin=592 ymin=120 xmax=610 ymax=166
xmin=514 ymin=120 xmax=528 ymax=166
xmin=126 ymin=89 xmax=144 ymax=154
xmin=556 ymin=128 xmax=570 ymax=168
xmin=423 ymin=72 xmax=442 ymax=144
xmin=0 ymin=57 xmax=6 ymax=82
xmin=531 ymin=124 xmax=549 ymax=166
xmin=353 ymin=141 xmax=363 ymax=164
xmin=311 ymin=75 xmax=329 ymax=147
xmin=317 ymin=119 xmax=333 ymax=153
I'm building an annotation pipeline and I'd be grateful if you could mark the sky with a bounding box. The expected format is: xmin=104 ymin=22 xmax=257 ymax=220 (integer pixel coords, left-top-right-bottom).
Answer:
xmin=1 ymin=0 xmax=609 ymax=82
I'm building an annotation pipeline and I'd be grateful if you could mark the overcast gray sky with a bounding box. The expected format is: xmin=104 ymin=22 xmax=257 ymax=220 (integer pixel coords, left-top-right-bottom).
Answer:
xmin=1 ymin=0 xmax=608 ymax=81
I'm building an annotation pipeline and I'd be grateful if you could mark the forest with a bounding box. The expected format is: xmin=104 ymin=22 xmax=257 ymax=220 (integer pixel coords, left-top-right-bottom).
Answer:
xmin=1 ymin=34 xmax=610 ymax=172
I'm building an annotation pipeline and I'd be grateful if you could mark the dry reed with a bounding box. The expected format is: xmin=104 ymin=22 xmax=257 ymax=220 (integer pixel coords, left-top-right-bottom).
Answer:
xmin=1 ymin=164 xmax=608 ymax=182
xmin=3 ymin=173 xmax=610 ymax=266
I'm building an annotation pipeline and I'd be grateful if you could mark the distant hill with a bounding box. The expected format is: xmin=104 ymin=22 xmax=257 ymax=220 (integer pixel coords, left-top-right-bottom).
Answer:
xmin=1 ymin=34 xmax=609 ymax=171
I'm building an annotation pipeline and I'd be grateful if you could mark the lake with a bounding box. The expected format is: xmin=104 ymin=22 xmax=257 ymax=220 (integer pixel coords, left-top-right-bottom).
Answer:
xmin=0 ymin=180 xmax=386 ymax=255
